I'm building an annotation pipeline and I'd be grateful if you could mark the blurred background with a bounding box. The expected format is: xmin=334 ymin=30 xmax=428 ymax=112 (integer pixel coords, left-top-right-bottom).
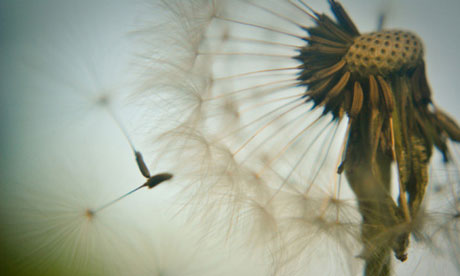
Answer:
xmin=1 ymin=0 xmax=459 ymax=275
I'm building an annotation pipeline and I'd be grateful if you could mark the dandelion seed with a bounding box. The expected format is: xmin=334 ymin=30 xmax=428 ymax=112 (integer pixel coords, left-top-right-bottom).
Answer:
xmin=89 ymin=172 xmax=173 ymax=216
xmin=0 ymin=158 xmax=152 ymax=275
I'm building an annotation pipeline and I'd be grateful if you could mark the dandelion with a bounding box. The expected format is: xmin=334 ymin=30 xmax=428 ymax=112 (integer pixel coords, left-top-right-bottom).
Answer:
xmin=2 ymin=0 xmax=460 ymax=275
xmin=142 ymin=0 xmax=460 ymax=275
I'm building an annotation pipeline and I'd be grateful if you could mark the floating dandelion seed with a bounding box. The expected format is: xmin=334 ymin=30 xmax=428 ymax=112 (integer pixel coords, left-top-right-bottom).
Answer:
xmin=80 ymin=83 xmax=174 ymax=216
xmin=20 ymin=14 xmax=177 ymax=217
xmin=0 ymin=158 xmax=153 ymax=276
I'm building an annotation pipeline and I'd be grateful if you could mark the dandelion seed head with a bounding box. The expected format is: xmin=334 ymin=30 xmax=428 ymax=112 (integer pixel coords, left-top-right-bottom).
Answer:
xmin=345 ymin=30 xmax=423 ymax=76
xmin=11 ymin=0 xmax=453 ymax=275
xmin=0 ymin=169 xmax=148 ymax=275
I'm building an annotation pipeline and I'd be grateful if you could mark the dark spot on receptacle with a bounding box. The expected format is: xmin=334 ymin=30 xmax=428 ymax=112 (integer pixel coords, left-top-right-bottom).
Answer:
xmin=403 ymin=34 xmax=408 ymax=38
xmin=364 ymin=57 xmax=369 ymax=62
xmin=381 ymin=49 xmax=386 ymax=54
xmin=374 ymin=39 xmax=380 ymax=44
xmin=391 ymin=51 xmax=396 ymax=56
xmin=367 ymin=37 xmax=372 ymax=42
xmin=384 ymin=41 xmax=390 ymax=46
xmin=395 ymin=43 xmax=400 ymax=48
xmin=396 ymin=36 xmax=401 ymax=41
xmin=370 ymin=47 xmax=375 ymax=52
